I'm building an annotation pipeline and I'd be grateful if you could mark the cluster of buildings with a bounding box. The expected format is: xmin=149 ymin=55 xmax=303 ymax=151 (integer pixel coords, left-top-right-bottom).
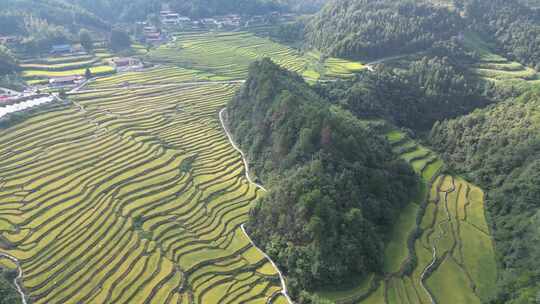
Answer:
xmin=0 ymin=88 xmax=21 ymax=103
xmin=142 ymin=26 xmax=165 ymax=45
xmin=160 ymin=11 xmax=191 ymax=26
xmin=156 ymin=10 xmax=297 ymax=30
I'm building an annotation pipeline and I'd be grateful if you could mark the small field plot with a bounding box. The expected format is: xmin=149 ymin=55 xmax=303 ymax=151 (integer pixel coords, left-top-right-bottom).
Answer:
xmin=303 ymin=51 xmax=365 ymax=81
xmin=0 ymin=71 xmax=283 ymax=303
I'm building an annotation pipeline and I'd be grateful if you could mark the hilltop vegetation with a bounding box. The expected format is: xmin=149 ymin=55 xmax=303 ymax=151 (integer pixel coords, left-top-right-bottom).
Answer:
xmin=1 ymin=0 xmax=108 ymax=33
xmin=430 ymin=88 xmax=540 ymax=303
xmin=227 ymin=59 xmax=418 ymax=299
xmin=306 ymin=0 xmax=463 ymax=59
xmin=69 ymin=0 xmax=323 ymax=21
xmin=318 ymin=56 xmax=489 ymax=130
xmin=465 ymin=0 xmax=540 ymax=70
xmin=0 ymin=46 xmax=18 ymax=76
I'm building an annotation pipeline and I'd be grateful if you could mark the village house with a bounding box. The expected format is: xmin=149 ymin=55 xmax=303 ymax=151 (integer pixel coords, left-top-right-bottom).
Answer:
xmin=0 ymin=36 xmax=19 ymax=44
xmin=162 ymin=13 xmax=180 ymax=25
xmin=111 ymin=57 xmax=141 ymax=70
xmin=202 ymin=18 xmax=218 ymax=26
xmin=49 ymin=76 xmax=83 ymax=88
xmin=50 ymin=44 xmax=73 ymax=55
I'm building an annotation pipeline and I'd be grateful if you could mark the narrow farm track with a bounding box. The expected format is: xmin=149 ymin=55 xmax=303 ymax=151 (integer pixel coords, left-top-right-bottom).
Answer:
xmin=0 ymin=72 xmax=285 ymax=303
xmin=220 ymin=108 xmax=293 ymax=304
xmin=0 ymin=252 xmax=27 ymax=304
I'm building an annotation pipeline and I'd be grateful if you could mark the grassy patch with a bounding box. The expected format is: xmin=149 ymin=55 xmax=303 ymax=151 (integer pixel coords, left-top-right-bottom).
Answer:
xmin=314 ymin=273 xmax=374 ymax=302
xmin=383 ymin=202 xmax=419 ymax=273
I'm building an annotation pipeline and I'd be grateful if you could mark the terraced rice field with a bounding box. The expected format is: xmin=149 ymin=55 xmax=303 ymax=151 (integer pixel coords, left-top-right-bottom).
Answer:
xmin=86 ymin=66 xmax=219 ymax=89
xmin=0 ymin=70 xmax=286 ymax=303
xmin=463 ymin=32 xmax=540 ymax=86
xmin=148 ymin=31 xmax=364 ymax=80
xmin=359 ymin=132 xmax=497 ymax=304
xmin=21 ymin=47 xmax=116 ymax=85
xmin=328 ymin=131 xmax=496 ymax=304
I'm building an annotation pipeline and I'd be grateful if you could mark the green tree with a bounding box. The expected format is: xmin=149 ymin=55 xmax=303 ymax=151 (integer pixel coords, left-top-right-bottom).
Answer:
xmin=84 ymin=67 xmax=92 ymax=79
xmin=79 ymin=29 xmax=93 ymax=53
xmin=0 ymin=45 xmax=18 ymax=76
xmin=110 ymin=28 xmax=131 ymax=51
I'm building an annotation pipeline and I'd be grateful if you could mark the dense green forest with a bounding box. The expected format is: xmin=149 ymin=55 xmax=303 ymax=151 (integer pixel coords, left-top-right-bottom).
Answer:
xmin=66 ymin=0 xmax=321 ymax=21
xmin=1 ymin=0 xmax=109 ymax=55
xmin=2 ymin=0 xmax=108 ymax=34
xmin=465 ymin=0 xmax=540 ymax=70
xmin=305 ymin=0 xmax=463 ymax=60
xmin=226 ymin=59 xmax=418 ymax=301
xmin=0 ymin=268 xmax=21 ymax=304
xmin=0 ymin=46 xmax=18 ymax=76
xmin=318 ymin=56 xmax=489 ymax=130
xmin=430 ymin=88 xmax=540 ymax=304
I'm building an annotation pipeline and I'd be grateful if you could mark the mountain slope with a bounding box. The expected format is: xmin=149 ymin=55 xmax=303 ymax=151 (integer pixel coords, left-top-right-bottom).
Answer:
xmin=226 ymin=59 xmax=418 ymax=300
xmin=2 ymin=0 xmax=108 ymax=34
xmin=305 ymin=0 xmax=463 ymax=59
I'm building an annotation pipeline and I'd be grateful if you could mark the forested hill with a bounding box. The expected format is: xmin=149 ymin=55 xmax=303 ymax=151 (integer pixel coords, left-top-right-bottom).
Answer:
xmin=318 ymin=56 xmax=489 ymax=130
xmin=68 ymin=0 xmax=324 ymax=21
xmin=226 ymin=59 xmax=418 ymax=301
xmin=305 ymin=0 xmax=463 ymax=60
xmin=465 ymin=0 xmax=540 ymax=70
xmin=2 ymin=0 xmax=108 ymax=34
xmin=71 ymin=0 xmax=280 ymax=21
xmin=430 ymin=88 xmax=540 ymax=304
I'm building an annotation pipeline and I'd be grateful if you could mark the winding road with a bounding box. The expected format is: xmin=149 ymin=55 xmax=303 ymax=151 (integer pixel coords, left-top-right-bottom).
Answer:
xmin=0 ymin=252 xmax=27 ymax=304
xmin=219 ymin=108 xmax=293 ymax=304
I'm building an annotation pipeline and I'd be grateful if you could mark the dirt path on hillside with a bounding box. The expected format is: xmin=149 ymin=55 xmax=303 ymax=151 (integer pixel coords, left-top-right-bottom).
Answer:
xmin=0 ymin=252 xmax=28 ymax=304
xmin=219 ymin=108 xmax=293 ymax=304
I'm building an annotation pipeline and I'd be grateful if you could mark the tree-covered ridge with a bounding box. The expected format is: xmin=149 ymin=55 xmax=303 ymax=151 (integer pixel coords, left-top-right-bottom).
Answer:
xmin=226 ymin=59 xmax=418 ymax=300
xmin=305 ymin=0 xmax=463 ymax=60
xmin=70 ymin=0 xmax=307 ymax=21
xmin=429 ymin=88 xmax=540 ymax=304
xmin=1 ymin=0 xmax=108 ymax=35
xmin=318 ymin=56 xmax=489 ymax=130
xmin=465 ymin=0 xmax=540 ymax=70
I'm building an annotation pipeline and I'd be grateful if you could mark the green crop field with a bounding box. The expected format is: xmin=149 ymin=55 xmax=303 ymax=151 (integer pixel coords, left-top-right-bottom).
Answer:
xmin=86 ymin=66 xmax=220 ymax=89
xmin=0 ymin=68 xmax=286 ymax=303
xmin=320 ymin=130 xmax=497 ymax=304
xmin=20 ymin=47 xmax=117 ymax=85
xmin=462 ymin=31 xmax=539 ymax=88
xmin=148 ymin=31 xmax=365 ymax=81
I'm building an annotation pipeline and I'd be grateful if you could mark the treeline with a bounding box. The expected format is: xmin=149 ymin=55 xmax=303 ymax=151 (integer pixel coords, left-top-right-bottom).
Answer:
xmin=430 ymin=88 xmax=540 ymax=304
xmin=318 ymin=56 xmax=490 ymax=130
xmin=71 ymin=0 xmax=161 ymax=22
xmin=2 ymin=0 xmax=108 ymax=33
xmin=465 ymin=0 xmax=540 ymax=70
xmin=0 ymin=46 xmax=18 ymax=76
xmin=1 ymin=0 xmax=110 ymax=55
xmin=73 ymin=0 xmax=284 ymax=21
xmin=305 ymin=0 xmax=463 ymax=60
xmin=227 ymin=59 xmax=418 ymax=301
